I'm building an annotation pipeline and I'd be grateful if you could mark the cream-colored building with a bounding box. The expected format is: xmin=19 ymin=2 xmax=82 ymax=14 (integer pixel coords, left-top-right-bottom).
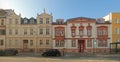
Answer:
xmin=0 ymin=9 xmax=52 ymax=52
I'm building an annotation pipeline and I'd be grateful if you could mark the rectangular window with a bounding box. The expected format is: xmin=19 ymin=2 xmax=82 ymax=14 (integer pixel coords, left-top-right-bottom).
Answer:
xmin=79 ymin=29 xmax=83 ymax=36
xmin=39 ymin=29 xmax=43 ymax=35
xmin=24 ymin=29 xmax=27 ymax=35
xmin=87 ymin=40 xmax=92 ymax=47
xmin=71 ymin=40 xmax=76 ymax=47
xmin=30 ymin=40 xmax=33 ymax=46
xmin=15 ymin=40 xmax=18 ymax=46
xmin=30 ymin=29 xmax=33 ymax=35
xmin=46 ymin=29 xmax=49 ymax=35
xmin=0 ymin=29 xmax=5 ymax=35
xmin=87 ymin=29 xmax=91 ymax=36
xmin=1 ymin=20 xmax=4 ymax=25
xmin=114 ymin=28 xmax=119 ymax=34
xmin=46 ymin=40 xmax=49 ymax=45
xmin=114 ymin=18 xmax=119 ymax=24
xmin=72 ymin=30 xmax=75 ymax=36
xmin=60 ymin=40 xmax=64 ymax=47
xmin=55 ymin=30 xmax=59 ymax=36
xmin=15 ymin=29 xmax=18 ymax=35
xmin=55 ymin=40 xmax=59 ymax=47
xmin=103 ymin=30 xmax=107 ymax=35
xmin=0 ymin=40 xmax=3 ymax=46
xmin=46 ymin=18 xmax=49 ymax=24
xmin=9 ymin=18 xmax=12 ymax=24
xmin=9 ymin=29 xmax=12 ymax=35
xmin=39 ymin=40 xmax=43 ymax=45
xmin=15 ymin=19 xmax=18 ymax=24
xmin=98 ymin=40 xmax=107 ymax=47
xmin=40 ymin=18 xmax=43 ymax=24
xmin=9 ymin=40 xmax=11 ymax=46
xmin=60 ymin=30 xmax=64 ymax=36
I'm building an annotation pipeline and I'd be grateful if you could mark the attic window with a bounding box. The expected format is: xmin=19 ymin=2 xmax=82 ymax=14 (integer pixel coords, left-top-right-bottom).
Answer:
xmin=24 ymin=19 xmax=27 ymax=24
xmin=30 ymin=19 xmax=34 ymax=24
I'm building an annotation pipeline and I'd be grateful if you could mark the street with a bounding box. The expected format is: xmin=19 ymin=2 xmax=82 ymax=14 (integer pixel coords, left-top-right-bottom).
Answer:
xmin=0 ymin=54 xmax=120 ymax=62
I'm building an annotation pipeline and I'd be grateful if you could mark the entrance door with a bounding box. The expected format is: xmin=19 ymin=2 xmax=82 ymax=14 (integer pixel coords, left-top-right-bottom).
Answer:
xmin=78 ymin=40 xmax=85 ymax=52
xmin=23 ymin=40 xmax=28 ymax=52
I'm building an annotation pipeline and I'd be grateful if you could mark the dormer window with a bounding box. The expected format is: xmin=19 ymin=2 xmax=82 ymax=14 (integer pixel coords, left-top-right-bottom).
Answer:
xmin=30 ymin=19 xmax=34 ymax=24
xmin=24 ymin=19 xmax=27 ymax=24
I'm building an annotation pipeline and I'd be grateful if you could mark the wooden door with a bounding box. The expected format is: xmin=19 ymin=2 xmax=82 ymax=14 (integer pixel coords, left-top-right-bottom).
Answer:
xmin=78 ymin=40 xmax=84 ymax=52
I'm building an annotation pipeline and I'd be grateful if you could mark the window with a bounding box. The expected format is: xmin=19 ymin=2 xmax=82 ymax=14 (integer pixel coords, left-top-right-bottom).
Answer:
xmin=9 ymin=40 xmax=11 ymax=46
xmin=115 ymin=39 xmax=119 ymax=42
xmin=55 ymin=30 xmax=59 ymax=36
xmin=24 ymin=29 xmax=27 ymax=35
xmin=9 ymin=29 xmax=12 ymax=35
xmin=98 ymin=40 xmax=107 ymax=47
xmin=46 ymin=40 xmax=49 ymax=45
xmin=39 ymin=40 xmax=43 ymax=45
xmin=0 ymin=29 xmax=5 ymax=35
xmin=60 ymin=40 xmax=64 ymax=47
xmin=71 ymin=40 xmax=76 ymax=47
xmin=15 ymin=40 xmax=18 ymax=46
xmin=30 ymin=19 xmax=34 ymax=24
xmin=114 ymin=18 xmax=119 ymax=24
xmin=46 ymin=29 xmax=49 ymax=35
xmin=40 ymin=18 xmax=43 ymax=24
xmin=103 ymin=29 xmax=107 ymax=35
xmin=71 ymin=30 xmax=75 ymax=36
xmin=1 ymin=19 xmax=4 ymax=25
xmin=46 ymin=18 xmax=49 ymax=24
xmin=87 ymin=29 xmax=91 ymax=36
xmin=30 ymin=40 xmax=33 ymax=46
xmin=15 ymin=19 xmax=18 ymax=24
xmin=55 ymin=40 xmax=59 ymax=47
xmin=39 ymin=29 xmax=43 ymax=35
xmin=60 ymin=30 xmax=64 ymax=36
xmin=0 ymin=40 xmax=3 ymax=46
xmin=114 ymin=28 xmax=119 ymax=34
xmin=30 ymin=29 xmax=33 ymax=35
xmin=24 ymin=19 xmax=27 ymax=24
xmin=9 ymin=18 xmax=12 ymax=24
xmin=87 ymin=40 xmax=92 ymax=47
xmin=15 ymin=29 xmax=18 ymax=35
xmin=79 ymin=29 xmax=83 ymax=36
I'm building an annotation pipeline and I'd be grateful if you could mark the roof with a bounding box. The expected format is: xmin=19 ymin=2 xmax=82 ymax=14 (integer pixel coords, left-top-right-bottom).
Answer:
xmin=67 ymin=17 xmax=96 ymax=21
xmin=52 ymin=22 xmax=67 ymax=25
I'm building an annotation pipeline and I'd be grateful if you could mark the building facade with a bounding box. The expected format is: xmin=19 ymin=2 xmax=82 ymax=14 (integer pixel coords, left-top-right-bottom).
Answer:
xmin=0 ymin=9 xmax=111 ymax=53
xmin=0 ymin=9 xmax=52 ymax=52
xmin=104 ymin=13 xmax=120 ymax=48
xmin=53 ymin=17 xmax=111 ymax=53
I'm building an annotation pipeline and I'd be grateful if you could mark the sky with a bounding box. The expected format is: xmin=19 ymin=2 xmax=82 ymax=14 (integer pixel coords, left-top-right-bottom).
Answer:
xmin=0 ymin=0 xmax=120 ymax=21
